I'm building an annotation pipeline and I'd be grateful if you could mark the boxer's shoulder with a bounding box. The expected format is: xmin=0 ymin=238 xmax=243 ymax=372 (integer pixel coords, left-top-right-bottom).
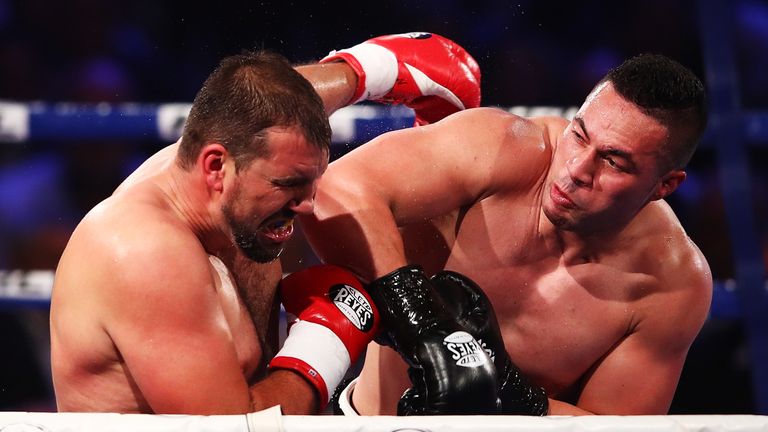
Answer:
xmin=77 ymin=207 xmax=190 ymax=267
xmin=433 ymin=108 xmax=552 ymax=164
xmin=68 ymin=195 xmax=210 ymax=304
xmin=634 ymin=200 xmax=710 ymax=280
xmin=116 ymin=142 xmax=179 ymax=192
xmin=449 ymin=109 xmax=553 ymax=192
xmin=622 ymin=202 xmax=712 ymax=329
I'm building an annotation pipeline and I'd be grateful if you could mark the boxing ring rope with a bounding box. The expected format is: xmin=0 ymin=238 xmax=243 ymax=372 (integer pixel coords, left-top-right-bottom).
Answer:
xmin=0 ymin=101 xmax=587 ymax=146
xmin=1 ymin=100 xmax=767 ymax=146
xmin=1 ymin=409 xmax=768 ymax=432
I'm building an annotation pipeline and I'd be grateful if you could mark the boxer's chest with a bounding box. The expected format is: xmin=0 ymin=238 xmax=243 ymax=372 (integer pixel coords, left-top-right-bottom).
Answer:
xmin=210 ymin=256 xmax=281 ymax=380
xmin=439 ymin=197 xmax=644 ymax=396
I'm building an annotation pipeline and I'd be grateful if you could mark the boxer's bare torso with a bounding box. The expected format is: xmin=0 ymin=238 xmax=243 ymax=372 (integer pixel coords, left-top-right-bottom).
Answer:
xmin=306 ymin=87 xmax=712 ymax=414
xmin=51 ymin=144 xmax=281 ymax=413
xmin=361 ymin=170 xmax=709 ymax=414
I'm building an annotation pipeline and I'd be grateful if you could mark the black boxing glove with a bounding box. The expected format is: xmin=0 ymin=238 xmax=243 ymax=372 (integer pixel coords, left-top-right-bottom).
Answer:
xmin=367 ymin=265 xmax=499 ymax=415
xmin=430 ymin=271 xmax=549 ymax=416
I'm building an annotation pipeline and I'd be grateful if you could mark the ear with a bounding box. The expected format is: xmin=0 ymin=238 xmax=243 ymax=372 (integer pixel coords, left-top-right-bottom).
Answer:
xmin=198 ymin=143 xmax=229 ymax=192
xmin=651 ymin=170 xmax=686 ymax=201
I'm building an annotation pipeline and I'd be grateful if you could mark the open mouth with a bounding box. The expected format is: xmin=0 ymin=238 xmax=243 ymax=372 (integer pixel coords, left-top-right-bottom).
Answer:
xmin=259 ymin=217 xmax=295 ymax=242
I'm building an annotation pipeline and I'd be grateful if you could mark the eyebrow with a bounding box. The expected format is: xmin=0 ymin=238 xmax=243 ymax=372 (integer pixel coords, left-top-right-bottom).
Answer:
xmin=603 ymin=147 xmax=637 ymax=171
xmin=574 ymin=116 xmax=637 ymax=170
xmin=574 ymin=117 xmax=591 ymax=141
xmin=272 ymin=174 xmax=312 ymax=185
xmin=604 ymin=147 xmax=633 ymax=160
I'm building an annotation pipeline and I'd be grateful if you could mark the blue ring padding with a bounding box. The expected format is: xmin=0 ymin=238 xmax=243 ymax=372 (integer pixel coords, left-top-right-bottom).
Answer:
xmin=18 ymin=103 xmax=420 ymax=144
xmin=0 ymin=298 xmax=51 ymax=310
xmin=27 ymin=104 xmax=161 ymax=141
xmin=0 ymin=103 xmax=764 ymax=145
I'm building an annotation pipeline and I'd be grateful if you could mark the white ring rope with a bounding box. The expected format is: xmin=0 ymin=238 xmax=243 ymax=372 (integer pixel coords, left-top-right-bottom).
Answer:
xmin=1 ymin=410 xmax=767 ymax=432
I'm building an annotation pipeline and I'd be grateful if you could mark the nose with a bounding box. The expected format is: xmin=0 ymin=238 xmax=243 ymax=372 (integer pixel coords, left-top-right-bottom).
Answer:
xmin=566 ymin=148 xmax=596 ymax=188
xmin=288 ymin=182 xmax=317 ymax=215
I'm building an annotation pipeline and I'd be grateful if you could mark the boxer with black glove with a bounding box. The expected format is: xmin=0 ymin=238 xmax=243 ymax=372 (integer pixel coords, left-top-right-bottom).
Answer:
xmin=269 ymin=265 xmax=379 ymax=411
xmin=418 ymin=271 xmax=549 ymax=416
xmin=367 ymin=266 xmax=499 ymax=415
xmin=321 ymin=32 xmax=481 ymax=125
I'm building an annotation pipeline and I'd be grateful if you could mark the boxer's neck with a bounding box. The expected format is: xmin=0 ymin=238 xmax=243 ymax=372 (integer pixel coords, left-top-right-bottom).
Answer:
xmin=162 ymin=161 xmax=231 ymax=255
xmin=539 ymin=210 xmax=641 ymax=265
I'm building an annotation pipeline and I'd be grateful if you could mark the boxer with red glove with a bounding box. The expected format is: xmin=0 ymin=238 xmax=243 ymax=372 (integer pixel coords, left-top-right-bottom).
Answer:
xmin=321 ymin=32 xmax=481 ymax=125
xmin=269 ymin=265 xmax=379 ymax=410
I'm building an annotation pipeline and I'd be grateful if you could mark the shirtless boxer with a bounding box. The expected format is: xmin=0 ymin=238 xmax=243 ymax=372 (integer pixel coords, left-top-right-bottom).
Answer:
xmin=303 ymin=52 xmax=712 ymax=415
xmin=50 ymin=34 xmax=482 ymax=414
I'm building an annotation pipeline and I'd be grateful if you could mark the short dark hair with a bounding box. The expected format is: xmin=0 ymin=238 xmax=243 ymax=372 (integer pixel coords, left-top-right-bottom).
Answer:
xmin=177 ymin=50 xmax=331 ymax=171
xmin=600 ymin=53 xmax=707 ymax=170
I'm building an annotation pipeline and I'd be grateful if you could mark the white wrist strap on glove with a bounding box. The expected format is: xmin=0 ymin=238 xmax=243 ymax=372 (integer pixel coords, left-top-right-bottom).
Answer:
xmin=328 ymin=43 xmax=465 ymax=109
xmin=327 ymin=43 xmax=397 ymax=102
xmin=273 ymin=320 xmax=351 ymax=401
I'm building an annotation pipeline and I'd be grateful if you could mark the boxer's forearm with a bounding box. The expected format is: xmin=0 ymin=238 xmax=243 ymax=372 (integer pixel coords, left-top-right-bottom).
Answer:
xmin=249 ymin=369 xmax=319 ymax=414
xmin=547 ymin=398 xmax=595 ymax=415
xmin=295 ymin=63 xmax=357 ymax=116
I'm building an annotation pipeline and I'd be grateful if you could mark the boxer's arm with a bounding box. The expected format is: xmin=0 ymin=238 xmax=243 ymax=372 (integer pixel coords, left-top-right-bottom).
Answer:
xmin=296 ymin=32 xmax=481 ymax=120
xmin=105 ymin=238 xmax=315 ymax=414
xmin=301 ymin=108 xmax=548 ymax=281
xmin=295 ymin=63 xmax=357 ymax=116
xmin=564 ymin=261 xmax=712 ymax=415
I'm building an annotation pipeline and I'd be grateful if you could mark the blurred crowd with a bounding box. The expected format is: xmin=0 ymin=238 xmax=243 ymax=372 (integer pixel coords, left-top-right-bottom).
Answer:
xmin=0 ymin=0 xmax=765 ymax=414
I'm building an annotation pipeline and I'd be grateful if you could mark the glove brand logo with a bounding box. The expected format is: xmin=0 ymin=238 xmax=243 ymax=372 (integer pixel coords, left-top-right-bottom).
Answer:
xmin=477 ymin=339 xmax=496 ymax=363
xmin=442 ymin=331 xmax=488 ymax=368
xmin=330 ymin=284 xmax=374 ymax=332
xmin=399 ymin=32 xmax=432 ymax=40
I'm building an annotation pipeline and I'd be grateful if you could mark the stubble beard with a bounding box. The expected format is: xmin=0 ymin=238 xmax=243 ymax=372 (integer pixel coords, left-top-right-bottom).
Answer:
xmin=222 ymin=201 xmax=284 ymax=264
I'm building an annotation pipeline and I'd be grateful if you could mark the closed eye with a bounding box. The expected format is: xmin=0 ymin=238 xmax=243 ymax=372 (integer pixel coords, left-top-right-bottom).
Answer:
xmin=601 ymin=153 xmax=633 ymax=172
xmin=603 ymin=155 xmax=619 ymax=168
xmin=572 ymin=130 xmax=586 ymax=143
xmin=272 ymin=177 xmax=310 ymax=188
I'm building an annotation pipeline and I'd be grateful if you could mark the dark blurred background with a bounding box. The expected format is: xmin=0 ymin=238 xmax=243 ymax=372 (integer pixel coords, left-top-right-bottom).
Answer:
xmin=0 ymin=0 xmax=766 ymax=414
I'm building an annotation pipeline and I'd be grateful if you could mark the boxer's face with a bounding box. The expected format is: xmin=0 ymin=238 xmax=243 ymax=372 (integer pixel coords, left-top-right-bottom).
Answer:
xmin=543 ymin=82 xmax=680 ymax=232
xmin=222 ymin=126 xmax=328 ymax=262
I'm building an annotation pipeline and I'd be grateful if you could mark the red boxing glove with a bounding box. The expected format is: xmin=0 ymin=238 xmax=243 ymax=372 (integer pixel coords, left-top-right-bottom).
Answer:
xmin=321 ymin=32 xmax=481 ymax=125
xmin=269 ymin=265 xmax=379 ymax=409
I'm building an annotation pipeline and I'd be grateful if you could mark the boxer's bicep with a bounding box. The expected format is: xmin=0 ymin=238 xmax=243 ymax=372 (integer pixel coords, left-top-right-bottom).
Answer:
xmin=305 ymin=109 xmax=508 ymax=278
xmin=575 ymin=286 xmax=708 ymax=415
xmin=574 ymin=328 xmax=688 ymax=414
xmin=105 ymin=249 xmax=252 ymax=414
xmin=303 ymin=160 xmax=409 ymax=279
xmin=317 ymin=109 xmax=511 ymax=224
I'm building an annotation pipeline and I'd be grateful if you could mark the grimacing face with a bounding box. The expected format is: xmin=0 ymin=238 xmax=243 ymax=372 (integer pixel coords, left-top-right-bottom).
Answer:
xmin=541 ymin=81 xmax=682 ymax=233
xmin=222 ymin=126 xmax=328 ymax=263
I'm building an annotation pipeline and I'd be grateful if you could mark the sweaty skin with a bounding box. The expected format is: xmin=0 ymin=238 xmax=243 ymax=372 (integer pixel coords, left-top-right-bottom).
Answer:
xmin=301 ymin=82 xmax=712 ymax=415
xmin=51 ymin=132 xmax=324 ymax=414
xmin=50 ymin=62 xmax=356 ymax=414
